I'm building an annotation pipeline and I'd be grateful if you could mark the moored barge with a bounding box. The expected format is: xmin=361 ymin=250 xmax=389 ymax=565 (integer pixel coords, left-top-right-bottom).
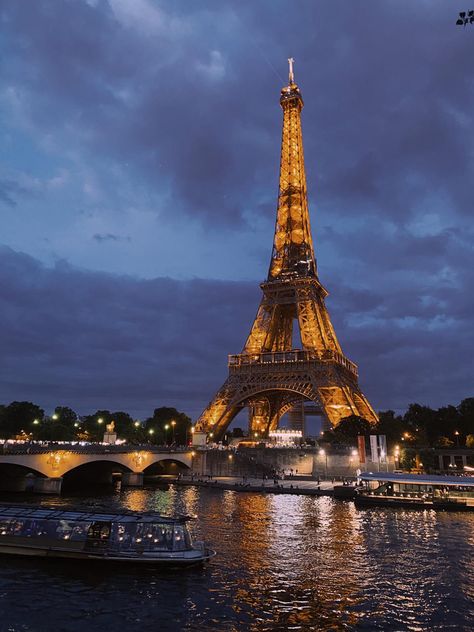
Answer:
xmin=0 ymin=505 xmax=215 ymax=564
xmin=355 ymin=472 xmax=474 ymax=511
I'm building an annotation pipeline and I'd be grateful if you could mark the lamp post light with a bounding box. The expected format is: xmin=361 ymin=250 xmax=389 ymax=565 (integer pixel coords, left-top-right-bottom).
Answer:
xmin=148 ymin=428 xmax=155 ymax=444
xmin=319 ymin=448 xmax=328 ymax=479
xmin=171 ymin=420 xmax=176 ymax=445
xmin=164 ymin=424 xmax=170 ymax=446
xmin=454 ymin=430 xmax=460 ymax=448
xmin=52 ymin=414 xmax=58 ymax=421
xmin=96 ymin=418 xmax=104 ymax=442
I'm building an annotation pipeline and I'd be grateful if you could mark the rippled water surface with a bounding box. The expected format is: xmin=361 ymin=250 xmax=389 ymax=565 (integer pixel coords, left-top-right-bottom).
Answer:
xmin=0 ymin=485 xmax=472 ymax=631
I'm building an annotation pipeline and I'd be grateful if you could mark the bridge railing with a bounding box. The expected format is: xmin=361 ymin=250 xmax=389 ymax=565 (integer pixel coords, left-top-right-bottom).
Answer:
xmin=228 ymin=349 xmax=358 ymax=377
xmin=0 ymin=443 xmax=193 ymax=455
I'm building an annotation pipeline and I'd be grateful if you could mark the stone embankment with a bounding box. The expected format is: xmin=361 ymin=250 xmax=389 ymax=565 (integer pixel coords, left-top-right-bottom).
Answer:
xmin=175 ymin=475 xmax=357 ymax=498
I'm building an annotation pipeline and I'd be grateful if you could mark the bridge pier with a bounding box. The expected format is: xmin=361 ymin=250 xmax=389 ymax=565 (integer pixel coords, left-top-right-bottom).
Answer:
xmin=121 ymin=472 xmax=144 ymax=487
xmin=32 ymin=477 xmax=63 ymax=495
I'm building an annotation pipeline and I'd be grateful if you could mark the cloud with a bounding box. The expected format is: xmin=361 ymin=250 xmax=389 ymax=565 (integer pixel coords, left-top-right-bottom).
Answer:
xmin=93 ymin=233 xmax=131 ymax=243
xmin=0 ymin=246 xmax=472 ymax=420
xmin=0 ymin=179 xmax=30 ymax=207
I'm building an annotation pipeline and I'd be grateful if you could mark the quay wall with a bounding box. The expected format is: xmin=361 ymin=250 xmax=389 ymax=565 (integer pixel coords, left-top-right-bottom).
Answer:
xmin=192 ymin=448 xmax=395 ymax=478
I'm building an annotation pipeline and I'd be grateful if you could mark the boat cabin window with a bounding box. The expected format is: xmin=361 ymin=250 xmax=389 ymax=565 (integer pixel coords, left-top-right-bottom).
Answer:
xmin=87 ymin=522 xmax=111 ymax=541
xmin=113 ymin=522 xmax=190 ymax=552
xmin=0 ymin=518 xmax=91 ymax=540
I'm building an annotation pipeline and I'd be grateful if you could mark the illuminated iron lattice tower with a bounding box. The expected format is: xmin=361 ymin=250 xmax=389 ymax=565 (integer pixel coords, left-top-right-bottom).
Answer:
xmin=195 ymin=60 xmax=378 ymax=441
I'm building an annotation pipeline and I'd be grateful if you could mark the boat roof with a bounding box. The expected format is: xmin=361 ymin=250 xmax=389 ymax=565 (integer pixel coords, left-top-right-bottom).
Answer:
xmin=0 ymin=505 xmax=192 ymax=523
xmin=359 ymin=472 xmax=474 ymax=487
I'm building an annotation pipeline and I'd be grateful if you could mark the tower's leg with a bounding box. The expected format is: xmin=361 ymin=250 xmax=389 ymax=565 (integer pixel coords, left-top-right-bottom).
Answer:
xmin=195 ymin=377 xmax=243 ymax=439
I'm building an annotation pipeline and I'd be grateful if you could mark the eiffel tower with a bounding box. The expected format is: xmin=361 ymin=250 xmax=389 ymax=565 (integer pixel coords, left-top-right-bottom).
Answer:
xmin=194 ymin=60 xmax=378 ymax=443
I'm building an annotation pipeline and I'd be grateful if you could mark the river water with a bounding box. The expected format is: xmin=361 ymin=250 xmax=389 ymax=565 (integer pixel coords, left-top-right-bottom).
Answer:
xmin=0 ymin=484 xmax=472 ymax=632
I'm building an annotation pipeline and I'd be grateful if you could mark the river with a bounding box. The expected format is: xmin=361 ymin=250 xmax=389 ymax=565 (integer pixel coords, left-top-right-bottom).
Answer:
xmin=0 ymin=484 xmax=472 ymax=631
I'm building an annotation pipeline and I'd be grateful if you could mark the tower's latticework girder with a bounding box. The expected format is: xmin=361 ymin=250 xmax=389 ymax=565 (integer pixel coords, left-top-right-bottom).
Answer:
xmin=196 ymin=61 xmax=378 ymax=439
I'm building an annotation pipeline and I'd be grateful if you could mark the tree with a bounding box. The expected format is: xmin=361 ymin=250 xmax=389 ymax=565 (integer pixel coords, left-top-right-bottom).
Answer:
xmin=81 ymin=410 xmax=112 ymax=442
xmin=53 ymin=406 xmax=78 ymax=427
xmin=109 ymin=411 xmax=135 ymax=441
xmin=376 ymin=410 xmax=406 ymax=445
xmin=466 ymin=434 xmax=474 ymax=449
xmin=0 ymin=401 xmax=44 ymax=438
xmin=144 ymin=407 xmax=191 ymax=446
xmin=435 ymin=436 xmax=454 ymax=448
xmin=36 ymin=419 xmax=76 ymax=441
xmin=458 ymin=398 xmax=474 ymax=436
xmin=336 ymin=415 xmax=372 ymax=438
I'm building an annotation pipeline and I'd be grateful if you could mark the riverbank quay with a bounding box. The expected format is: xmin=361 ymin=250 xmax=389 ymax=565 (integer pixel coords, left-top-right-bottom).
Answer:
xmin=173 ymin=475 xmax=353 ymax=497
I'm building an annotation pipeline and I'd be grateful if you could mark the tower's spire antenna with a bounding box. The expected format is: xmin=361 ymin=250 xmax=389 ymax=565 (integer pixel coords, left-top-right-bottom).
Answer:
xmin=288 ymin=57 xmax=295 ymax=84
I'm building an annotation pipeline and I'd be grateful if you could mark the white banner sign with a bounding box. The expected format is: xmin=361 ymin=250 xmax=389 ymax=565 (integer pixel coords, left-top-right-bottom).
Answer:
xmin=370 ymin=435 xmax=378 ymax=463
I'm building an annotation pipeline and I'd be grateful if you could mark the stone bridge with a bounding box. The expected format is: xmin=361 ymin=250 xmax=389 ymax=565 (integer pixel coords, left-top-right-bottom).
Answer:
xmin=0 ymin=446 xmax=194 ymax=494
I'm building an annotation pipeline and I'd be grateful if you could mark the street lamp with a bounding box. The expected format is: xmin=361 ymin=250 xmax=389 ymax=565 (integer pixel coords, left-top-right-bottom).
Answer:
xmin=319 ymin=449 xmax=328 ymax=479
xmin=454 ymin=430 xmax=460 ymax=448
xmin=171 ymin=420 xmax=176 ymax=444
xmin=52 ymin=414 xmax=58 ymax=421
xmin=164 ymin=424 xmax=170 ymax=445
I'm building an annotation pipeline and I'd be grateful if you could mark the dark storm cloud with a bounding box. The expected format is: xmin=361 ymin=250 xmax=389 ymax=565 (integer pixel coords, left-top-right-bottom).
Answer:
xmin=1 ymin=246 xmax=472 ymax=418
xmin=2 ymin=0 xmax=470 ymax=227
xmin=0 ymin=246 xmax=259 ymax=417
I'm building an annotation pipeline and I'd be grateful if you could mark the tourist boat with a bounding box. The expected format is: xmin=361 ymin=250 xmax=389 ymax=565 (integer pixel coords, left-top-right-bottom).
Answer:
xmin=355 ymin=472 xmax=474 ymax=511
xmin=0 ymin=505 xmax=215 ymax=564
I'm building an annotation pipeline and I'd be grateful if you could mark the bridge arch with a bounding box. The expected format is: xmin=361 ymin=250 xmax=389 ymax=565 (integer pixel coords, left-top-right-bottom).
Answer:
xmin=61 ymin=459 xmax=133 ymax=489
xmin=143 ymin=458 xmax=191 ymax=476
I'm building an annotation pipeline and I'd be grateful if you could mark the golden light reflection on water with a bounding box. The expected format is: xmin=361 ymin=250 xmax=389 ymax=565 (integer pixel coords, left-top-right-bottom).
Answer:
xmin=49 ymin=485 xmax=474 ymax=631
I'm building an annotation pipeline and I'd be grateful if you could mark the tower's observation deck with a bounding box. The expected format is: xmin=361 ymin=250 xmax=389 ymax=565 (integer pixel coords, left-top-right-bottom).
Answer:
xmin=194 ymin=60 xmax=378 ymax=440
xmin=228 ymin=350 xmax=358 ymax=379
